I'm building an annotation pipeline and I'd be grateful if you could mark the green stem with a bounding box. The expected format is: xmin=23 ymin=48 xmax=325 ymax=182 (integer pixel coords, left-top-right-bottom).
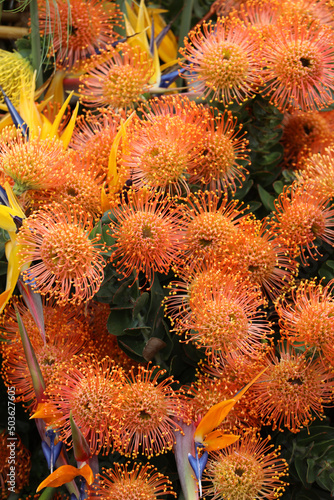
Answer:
xmin=178 ymin=0 xmax=194 ymax=50
xmin=29 ymin=0 xmax=43 ymax=89
xmin=37 ymin=487 xmax=56 ymax=500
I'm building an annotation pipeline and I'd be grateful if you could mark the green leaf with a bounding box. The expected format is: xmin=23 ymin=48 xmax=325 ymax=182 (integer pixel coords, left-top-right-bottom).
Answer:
xmin=294 ymin=456 xmax=308 ymax=487
xmin=107 ymin=308 xmax=135 ymax=336
xmin=257 ymin=184 xmax=276 ymax=212
xmin=306 ymin=458 xmax=317 ymax=484
xmin=133 ymin=292 xmax=149 ymax=318
xmin=273 ymin=180 xmax=284 ymax=195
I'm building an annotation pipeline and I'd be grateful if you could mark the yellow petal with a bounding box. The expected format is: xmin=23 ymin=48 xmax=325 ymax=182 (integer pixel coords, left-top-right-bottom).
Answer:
xmin=59 ymin=100 xmax=79 ymax=149
xmin=0 ymin=206 xmax=19 ymax=232
xmin=36 ymin=464 xmax=94 ymax=492
xmin=101 ymin=184 xmax=110 ymax=213
xmin=4 ymin=181 xmax=26 ymax=219
xmin=30 ymin=402 xmax=64 ymax=425
xmin=203 ymin=431 xmax=240 ymax=452
xmin=194 ymin=399 xmax=236 ymax=443
xmin=0 ymin=288 xmax=14 ymax=314
xmin=19 ymin=73 xmax=43 ymax=138
xmin=44 ymin=70 xmax=66 ymax=109
xmin=49 ymin=91 xmax=74 ymax=140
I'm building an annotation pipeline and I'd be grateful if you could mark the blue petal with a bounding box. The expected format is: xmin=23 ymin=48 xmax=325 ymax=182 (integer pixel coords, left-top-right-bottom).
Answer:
xmin=53 ymin=440 xmax=63 ymax=464
xmin=41 ymin=441 xmax=51 ymax=469
xmin=70 ymin=495 xmax=78 ymax=500
xmin=160 ymin=68 xmax=186 ymax=88
xmin=0 ymin=186 xmax=9 ymax=206
xmin=149 ymin=18 xmax=155 ymax=57
xmin=0 ymin=84 xmax=29 ymax=139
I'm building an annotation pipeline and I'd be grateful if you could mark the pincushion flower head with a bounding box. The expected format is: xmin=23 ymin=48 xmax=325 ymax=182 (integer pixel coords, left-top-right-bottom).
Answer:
xmin=0 ymin=50 xmax=33 ymax=109
xmin=45 ymin=355 xmax=125 ymax=455
xmin=38 ymin=0 xmax=122 ymax=70
xmin=277 ymin=279 xmax=334 ymax=365
xmin=281 ymin=110 xmax=334 ymax=168
xmin=109 ymin=189 xmax=186 ymax=284
xmin=121 ymin=110 xmax=204 ymax=196
xmin=261 ymin=17 xmax=334 ymax=111
xmin=202 ymin=433 xmax=288 ymax=500
xmin=80 ymin=44 xmax=154 ymax=110
xmin=88 ymin=462 xmax=176 ymax=499
xmin=271 ymin=181 xmax=334 ymax=265
xmin=180 ymin=191 xmax=247 ymax=268
xmin=180 ymin=274 xmax=271 ymax=357
xmin=111 ymin=365 xmax=185 ymax=458
xmin=0 ymin=431 xmax=31 ymax=498
xmin=16 ymin=204 xmax=106 ymax=305
xmin=298 ymin=147 xmax=334 ymax=199
xmin=179 ymin=17 xmax=263 ymax=105
xmin=1 ymin=301 xmax=91 ymax=408
xmin=0 ymin=134 xmax=73 ymax=195
xmin=188 ymin=109 xmax=250 ymax=195
xmin=250 ymin=342 xmax=334 ymax=432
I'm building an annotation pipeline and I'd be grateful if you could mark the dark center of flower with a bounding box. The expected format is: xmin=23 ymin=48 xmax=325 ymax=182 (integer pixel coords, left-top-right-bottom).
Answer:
xmin=199 ymin=238 xmax=213 ymax=247
xmin=142 ymin=225 xmax=153 ymax=239
xmin=300 ymin=57 xmax=311 ymax=68
xmin=287 ymin=377 xmax=303 ymax=386
xmin=67 ymin=187 xmax=78 ymax=197
xmin=303 ymin=124 xmax=313 ymax=135
xmin=139 ymin=409 xmax=151 ymax=420
xmin=235 ymin=467 xmax=245 ymax=477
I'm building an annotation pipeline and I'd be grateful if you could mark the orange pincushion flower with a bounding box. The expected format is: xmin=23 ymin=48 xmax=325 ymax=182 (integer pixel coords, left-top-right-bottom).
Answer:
xmin=122 ymin=115 xmax=204 ymax=196
xmin=70 ymin=110 xmax=121 ymax=179
xmin=188 ymin=109 xmax=250 ymax=194
xmin=38 ymin=0 xmax=122 ymax=69
xmin=298 ymin=147 xmax=334 ymax=199
xmin=17 ymin=204 xmax=106 ymax=304
xmin=181 ymin=275 xmax=270 ymax=356
xmin=0 ymin=134 xmax=72 ymax=195
xmin=250 ymin=343 xmax=334 ymax=432
xmin=0 ymin=431 xmax=31 ymax=499
xmin=1 ymin=301 xmax=91 ymax=408
xmin=277 ymin=279 xmax=334 ymax=364
xmin=229 ymin=218 xmax=298 ymax=299
xmin=88 ymin=462 xmax=176 ymax=499
xmin=281 ymin=110 xmax=334 ymax=169
xmin=111 ymin=365 xmax=185 ymax=458
xmin=108 ymin=189 xmax=186 ymax=284
xmin=271 ymin=182 xmax=334 ymax=265
xmin=202 ymin=433 xmax=288 ymax=500
xmin=80 ymin=45 xmax=154 ymax=110
xmin=45 ymin=355 xmax=125 ymax=454
xmin=261 ymin=17 xmax=334 ymax=111
xmin=180 ymin=191 xmax=247 ymax=268
xmin=179 ymin=17 xmax=263 ymax=104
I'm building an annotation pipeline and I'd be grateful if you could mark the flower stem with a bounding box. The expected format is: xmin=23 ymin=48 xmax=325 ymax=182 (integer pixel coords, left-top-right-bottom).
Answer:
xmin=178 ymin=0 xmax=194 ymax=50
xmin=29 ymin=0 xmax=43 ymax=89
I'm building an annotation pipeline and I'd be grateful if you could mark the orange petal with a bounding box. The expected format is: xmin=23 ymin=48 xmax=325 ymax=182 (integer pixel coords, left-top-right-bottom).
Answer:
xmin=233 ymin=366 xmax=268 ymax=404
xmin=203 ymin=430 xmax=240 ymax=452
xmin=194 ymin=399 xmax=236 ymax=443
xmin=30 ymin=402 xmax=63 ymax=425
xmin=36 ymin=464 xmax=94 ymax=492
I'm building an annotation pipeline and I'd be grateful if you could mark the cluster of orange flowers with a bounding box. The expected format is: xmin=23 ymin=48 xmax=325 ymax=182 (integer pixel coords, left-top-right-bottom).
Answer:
xmin=1 ymin=0 xmax=334 ymax=498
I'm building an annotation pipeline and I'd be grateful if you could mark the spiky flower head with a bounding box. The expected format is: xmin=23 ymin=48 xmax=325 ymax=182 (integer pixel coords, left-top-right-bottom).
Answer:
xmin=271 ymin=182 xmax=334 ymax=265
xmin=277 ymin=279 xmax=334 ymax=364
xmin=0 ymin=431 xmax=31 ymax=498
xmin=122 ymin=105 xmax=205 ymax=196
xmin=281 ymin=110 xmax=334 ymax=169
xmin=179 ymin=273 xmax=270 ymax=357
xmin=38 ymin=0 xmax=122 ymax=70
xmin=188 ymin=109 xmax=250 ymax=194
xmin=45 ymin=355 xmax=125 ymax=454
xmin=111 ymin=365 xmax=185 ymax=458
xmin=261 ymin=17 xmax=334 ymax=111
xmin=202 ymin=433 xmax=288 ymax=500
xmin=1 ymin=301 xmax=91 ymax=408
xmin=0 ymin=50 xmax=33 ymax=107
xmin=80 ymin=45 xmax=154 ymax=110
xmin=17 ymin=204 xmax=106 ymax=304
xmin=180 ymin=17 xmax=263 ymax=104
xmin=108 ymin=189 xmax=186 ymax=284
xmin=228 ymin=218 xmax=298 ymax=299
xmin=250 ymin=343 xmax=334 ymax=432
xmin=298 ymin=147 xmax=334 ymax=199
xmin=180 ymin=191 xmax=247 ymax=268
xmin=88 ymin=462 xmax=176 ymax=499
xmin=0 ymin=135 xmax=73 ymax=195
